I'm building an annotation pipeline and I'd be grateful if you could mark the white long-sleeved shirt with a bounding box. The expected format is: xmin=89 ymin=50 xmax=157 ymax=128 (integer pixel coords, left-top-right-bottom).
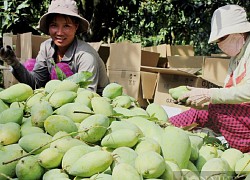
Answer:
xmin=211 ymin=35 xmax=250 ymax=104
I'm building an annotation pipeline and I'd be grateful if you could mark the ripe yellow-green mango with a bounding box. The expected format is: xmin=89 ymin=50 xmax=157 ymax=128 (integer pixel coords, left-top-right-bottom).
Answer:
xmin=75 ymin=89 xmax=95 ymax=108
xmin=221 ymin=148 xmax=243 ymax=176
xmin=18 ymin=132 xmax=52 ymax=154
xmin=38 ymin=147 xmax=64 ymax=169
xmin=195 ymin=145 xmax=218 ymax=172
xmin=200 ymin=158 xmax=231 ymax=179
xmin=101 ymin=129 xmax=140 ymax=149
xmin=78 ymin=114 xmax=110 ymax=143
xmin=9 ymin=101 xmax=25 ymax=111
xmin=31 ymin=100 xmax=53 ymax=128
xmin=235 ymin=153 xmax=250 ymax=176
xmin=135 ymin=151 xmax=165 ymax=179
xmin=102 ymin=82 xmax=123 ymax=99
xmin=44 ymin=79 xmax=62 ymax=93
xmin=0 ymin=107 xmax=23 ymax=125
xmin=62 ymin=144 xmax=101 ymax=173
xmin=146 ymin=103 xmax=169 ymax=122
xmin=181 ymin=169 xmax=200 ymax=180
xmin=21 ymin=126 xmax=44 ymax=137
xmin=15 ymin=155 xmax=45 ymax=180
xmin=0 ymin=122 xmax=20 ymax=145
xmin=42 ymin=168 xmax=69 ymax=180
xmin=169 ymin=85 xmax=189 ymax=102
xmin=54 ymin=80 xmax=79 ymax=93
xmin=112 ymin=163 xmax=142 ymax=180
xmin=25 ymin=92 xmax=45 ymax=110
xmin=111 ymin=147 xmax=138 ymax=169
xmin=113 ymin=107 xmax=136 ymax=119
xmin=134 ymin=137 xmax=161 ymax=154
xmin=48 ymin=90 xmax=77 ymax=108
xmin=0 ymin=144 xmax=26 ymax=179
xmin=0 ymin=83 xmax=33 ymax=103
xmin=161 ymin=126 xmax=191 ymax=169
xmin=50 ymin=136 xmax=87 ymax=154
xmin=112 ymin=95 xmax=132 ymax=108
xmin=69 ymin=150 xmax=113 ymax=177
xmin=160 ymin=160 xmax=182 ymax=180
xmin=44 ymin=115 xmax=78 ymax=136
xmin=0 ymin=99 xmax=9 ymax=113
xmin=91 ymin=96 xmax=115 ymax=123
xmin=55 ymin=102 xmax=93 ymax=123
xmin=108 ymin=120 xmax=143 ymax=138
xmin=91 ymin=97 xmax=114 ymax=116
xmin=129 ymin=106 xmax=149 ymax=117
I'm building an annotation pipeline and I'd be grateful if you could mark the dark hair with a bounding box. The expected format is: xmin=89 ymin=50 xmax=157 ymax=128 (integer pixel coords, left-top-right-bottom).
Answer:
xmin=46 ymin=13 xmax=79 ymax=30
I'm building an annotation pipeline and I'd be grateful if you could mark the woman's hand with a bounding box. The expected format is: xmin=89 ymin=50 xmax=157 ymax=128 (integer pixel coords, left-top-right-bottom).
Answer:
xmin=178 ymin=86 xmax=211 ymax=108
xmin=0 ymin=45 xmax=19 ymax=67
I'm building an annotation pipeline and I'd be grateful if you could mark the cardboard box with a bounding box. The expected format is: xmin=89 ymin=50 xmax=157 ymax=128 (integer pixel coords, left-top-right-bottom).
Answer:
xmin=107 ymin=42 xmax=141 ymax=71
xmin=141 ymin=50 xmax=160 ymax=67
xmin=202 ymin=57 xmax=230 ymax=87
xmin=167 ymin=56 xmax=204 ymax=68
xmin=19 ymin=32 xmax=50 ymax=62
xmin=107 ymin=70 xmax=140 ymax=99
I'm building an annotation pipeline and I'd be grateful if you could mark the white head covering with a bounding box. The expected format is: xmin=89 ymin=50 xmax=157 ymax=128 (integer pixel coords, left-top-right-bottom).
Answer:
xmin=37 ymin=0 xmax=90 ymax=35
xmin=208 ymin=5 xmax=250 ymax=44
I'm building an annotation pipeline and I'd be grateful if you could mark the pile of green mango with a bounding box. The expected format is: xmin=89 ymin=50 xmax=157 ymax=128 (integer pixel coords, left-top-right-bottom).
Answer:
xmin=0 ymin=81 xmax=249 ymax=180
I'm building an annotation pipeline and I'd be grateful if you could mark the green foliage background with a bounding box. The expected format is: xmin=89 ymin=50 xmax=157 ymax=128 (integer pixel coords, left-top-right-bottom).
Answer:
xmin=1 ymin=0 xmax=250 ymax=56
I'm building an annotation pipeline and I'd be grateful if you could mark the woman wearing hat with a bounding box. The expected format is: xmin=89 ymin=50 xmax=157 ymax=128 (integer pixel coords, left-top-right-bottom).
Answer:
xmin=0 ymin=0 xmax=109 ymax=94
xmin=170 ymin=5 xmax=250 ymax=153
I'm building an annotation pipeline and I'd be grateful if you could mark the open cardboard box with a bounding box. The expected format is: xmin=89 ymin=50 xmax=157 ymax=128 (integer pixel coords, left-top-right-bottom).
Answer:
xmin=202 ymin=57 xmax=229 ymax=87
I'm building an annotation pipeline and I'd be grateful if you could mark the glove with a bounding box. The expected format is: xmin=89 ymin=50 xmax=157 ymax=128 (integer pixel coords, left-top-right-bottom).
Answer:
xmin=0 ymin=45 xmax=19 ymax=67
xmin=178 ymin=86 xmax=211 ymax=107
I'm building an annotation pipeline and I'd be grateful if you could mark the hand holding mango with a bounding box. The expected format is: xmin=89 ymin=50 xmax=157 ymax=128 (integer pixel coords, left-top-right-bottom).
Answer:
xmin=169 ymin=86 xmax=190 ymax=104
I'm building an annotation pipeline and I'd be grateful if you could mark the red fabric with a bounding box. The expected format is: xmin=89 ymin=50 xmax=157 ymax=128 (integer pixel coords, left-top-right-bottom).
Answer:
xmin=170 ymin=104 xmax=250 ymax=153
xmin=225 ymin=63 xmax=246 ymax=87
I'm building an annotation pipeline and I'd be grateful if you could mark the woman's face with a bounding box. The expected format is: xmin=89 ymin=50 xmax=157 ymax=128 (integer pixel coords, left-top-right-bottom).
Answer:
xmin=48 ymin=14 xmax=79 ymax=50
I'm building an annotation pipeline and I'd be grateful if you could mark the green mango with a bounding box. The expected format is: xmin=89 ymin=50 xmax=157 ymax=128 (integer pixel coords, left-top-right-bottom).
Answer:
xmin=54 ymin=80 xmax=79 ymax=93
xmin=44 ymin=79 xmax=62 ymax=93
xmin=101 ymin=129 xmax=140 ymax=149
xmin=111 ymin=147 xmax=138 ymax=169
xmin=78 ymin=114 xmax=110 ymax=143
xmin=15 ymin=155 xmax=45 ymax=180
xmin=0 ymin=83 xmax=33 ymax=103
xmin=55 ymin=102 xmax=93 ymax=123
xmin=31 ymin=100 xmax=53 ymax=128
xmin=44 ymin=115 xmax=78 ymax=136
xmin=112 ymin=163 xmax=142 ymax=180
xmin=0 ymin=122 xmax=20 ymax=145
xmin=48 ymin=90 xmax=77 ymax=108
xmin=146 ymin=103 xmax=169 ymax=122
xmin=135 ymin=151 xmax=165 ymax=179
xmin=0 ymin=144 xmax=26 ymax=179
xmin=38 ymin=147 xmax=64 ymax=169
xmin=169 ymin=85 xmax=189 ymax=102
xmin=112 ymin=95 xmax=132 ymax=108
xmin=0 ymin=99 xmax=9 ymax=113
xmin=102 ymin=83 xmax=123 ymax=99
xmin=42 ymin=168 xmax=69 ymax=180
xmin=0 ymin=107 xmax=23 ymax=125
xmin=69 ymin=150 xmax=113 ymax=177
xmin=62 ymin=144 xmax=101 ymax=173
xmin=18 ymin=133 xmax=52 ymax=154
xmin=200 ymin=158 xmax=231 ymax=179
